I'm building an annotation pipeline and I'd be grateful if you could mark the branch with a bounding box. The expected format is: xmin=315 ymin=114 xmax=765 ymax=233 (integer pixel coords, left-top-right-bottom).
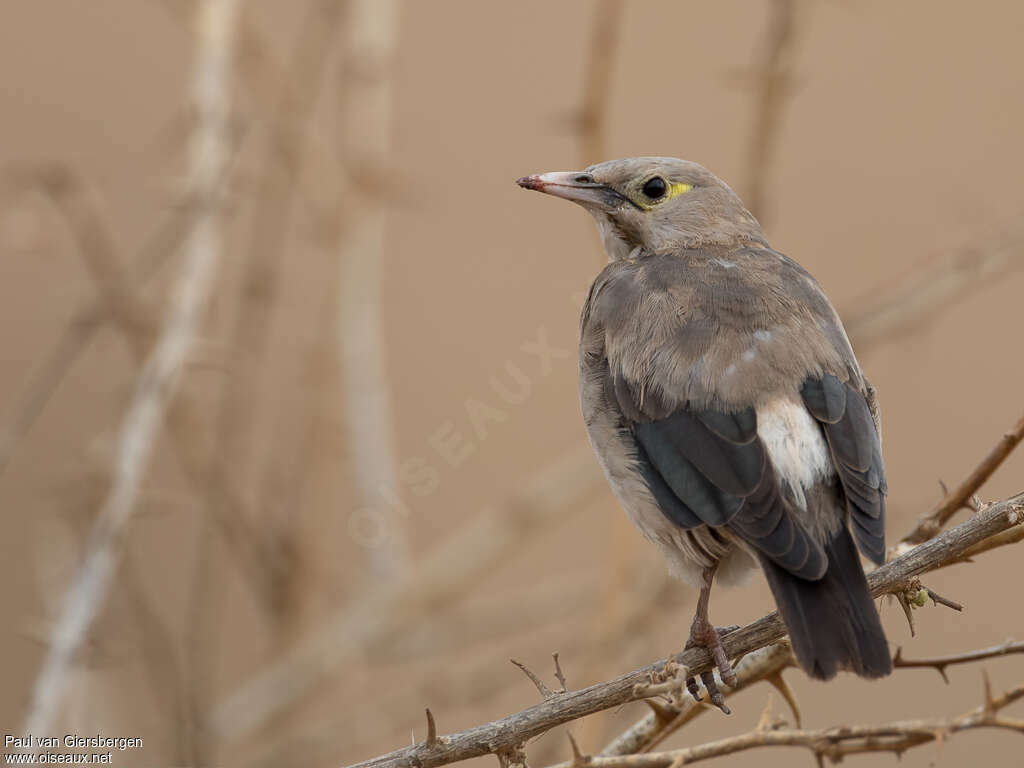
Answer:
xmin=893 ymin=640 xmax=1024 ymax=684
xmin=741 ymin=0 xmax=799 ymax=224
xmin=937 ymin=523 xmax=1024 ymax=569
xmin=592 ymin=643 xmax=796 ymax=760
xmin=577 ymin=0 xmax=624 ymax=167
xmin=844 ymin=232 xmax=1024 ymax=351
xmin=343 ymin=493 xmax=1024 ymax=768
xmin=21 ymin=0 xmax=241 ymax=738
xmin=338 ymin=0 xmax=407 ymax=579
xmin=211 ymin=444 xmax=604 ymax=745
xmin=558 ymin=676 xmax=1024 ymax=767
xmin=902 ymin=411 xmax=1024 ymax=545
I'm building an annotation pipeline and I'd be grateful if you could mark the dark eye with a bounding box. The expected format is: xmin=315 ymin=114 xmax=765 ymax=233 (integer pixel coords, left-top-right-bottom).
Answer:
xmin=642 ymin=176 xmax=667 ymax=199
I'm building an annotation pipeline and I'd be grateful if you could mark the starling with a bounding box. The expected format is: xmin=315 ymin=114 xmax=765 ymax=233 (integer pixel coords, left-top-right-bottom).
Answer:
xmin=518 ymin=158 xmax=891 ymax=711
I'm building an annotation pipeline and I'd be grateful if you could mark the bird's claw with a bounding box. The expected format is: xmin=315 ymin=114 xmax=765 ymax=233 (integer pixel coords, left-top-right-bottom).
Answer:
xmin=684 ymin=622 xmax=739 ymax=713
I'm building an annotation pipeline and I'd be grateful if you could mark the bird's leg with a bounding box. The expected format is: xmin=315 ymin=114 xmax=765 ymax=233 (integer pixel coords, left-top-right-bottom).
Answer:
xmin=684 ymin=563 xmax=738 ymax=714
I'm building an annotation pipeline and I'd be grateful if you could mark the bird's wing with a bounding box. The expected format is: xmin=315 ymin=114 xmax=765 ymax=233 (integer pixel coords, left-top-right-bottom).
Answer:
xmin=801 ymin=374 xmax=887 ymax=564
xmin=605 ymin=365 xmax=827 ymax=581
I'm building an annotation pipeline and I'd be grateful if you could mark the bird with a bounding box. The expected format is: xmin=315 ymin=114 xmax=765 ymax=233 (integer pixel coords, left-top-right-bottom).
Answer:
xmin=517 ymin=157 xmax=891 ymax=712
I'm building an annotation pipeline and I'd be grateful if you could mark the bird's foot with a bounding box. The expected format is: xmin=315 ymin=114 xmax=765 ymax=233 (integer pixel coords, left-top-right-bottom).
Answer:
xmin=684 ymin=621 xmax=739 ymax=714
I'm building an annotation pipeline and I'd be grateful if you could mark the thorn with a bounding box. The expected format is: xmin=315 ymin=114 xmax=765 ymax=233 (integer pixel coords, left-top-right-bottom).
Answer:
xmin=938 ymin=478 xmax=949 ymax=497
xmin=926 ymin=587 xmax=964 ymax=612
xmin=755 ymin=696 xmax=773 ymax=732
xmin=892 ymin=646 xmax=904 ymax=664
xmin=982 ymin=670 xmax=996 ymax=717
xmin=566 ymin=732 xmax=588 ymax=767
xmin=511 ymin=658 xmax=553 ymax=699
xmin=424 ymin=708 xmax=439 ymax=747
xmin=937 ymin=664 xmax=950 ymax=685
xmin=552 ymin=652 xmax=568 ymax=693
xmin=896 ymin=591 xmax=917 ymax=637
xmin=766 ymin=671 xmax=802 ymax=727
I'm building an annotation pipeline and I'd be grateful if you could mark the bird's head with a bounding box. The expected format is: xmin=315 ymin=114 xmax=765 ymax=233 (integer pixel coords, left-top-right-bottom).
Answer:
xmin=517 ymin=157 xmax=763 ymax=260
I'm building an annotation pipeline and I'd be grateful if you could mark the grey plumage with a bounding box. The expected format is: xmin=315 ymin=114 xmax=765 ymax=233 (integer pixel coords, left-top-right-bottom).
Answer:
xmin=518 ymin=157 xmax=891 ymax=691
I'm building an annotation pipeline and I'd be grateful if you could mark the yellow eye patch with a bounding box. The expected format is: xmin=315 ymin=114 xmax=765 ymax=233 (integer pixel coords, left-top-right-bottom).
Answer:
xmin=667 ymin=182 xmax=692 ymax=199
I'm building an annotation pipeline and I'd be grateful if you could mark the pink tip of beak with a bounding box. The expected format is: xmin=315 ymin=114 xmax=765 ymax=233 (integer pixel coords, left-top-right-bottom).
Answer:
xmin=516 ymin=175 xmax=543 ymax=190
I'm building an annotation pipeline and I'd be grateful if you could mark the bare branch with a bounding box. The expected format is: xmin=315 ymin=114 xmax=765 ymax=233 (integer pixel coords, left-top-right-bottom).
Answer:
xmin=845 ymin=233 xmax=1024 ymax=350
xmin=577 ymin=0 xmax=624 ymax=168
xmin=741 ymin=0 xmax=800 ymax=224
xmin=21 ymin=0 xmax=241 ymax=738
xmin=902 ymin=412 xmax=1024 ymax=545
xmin=342 ymin=493 xmax=1024 ymax=768
xmin=338 ymin=0 xmax=407 ymax=579
xmin=596 ymin=643 xmax=795 ymax=759
xmin=938 ymin=523 xmax=1024 ymax=568
xmin=550 ymin=678 xmax=1024 ymax=767
xmin=211 ymin=444 xmax=603 ymax=745
xmin=893 ymin=640 xmax=1024 ymax=684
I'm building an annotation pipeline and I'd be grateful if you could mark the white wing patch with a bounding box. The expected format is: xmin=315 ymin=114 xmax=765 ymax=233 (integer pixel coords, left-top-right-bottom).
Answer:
xmin=757 ymin=398 xmax=833 ymax=510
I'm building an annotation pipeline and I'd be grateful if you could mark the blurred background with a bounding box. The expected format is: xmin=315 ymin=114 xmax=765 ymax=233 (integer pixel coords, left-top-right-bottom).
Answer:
xmin=1 ymin=1 xmax=1022 ymax=766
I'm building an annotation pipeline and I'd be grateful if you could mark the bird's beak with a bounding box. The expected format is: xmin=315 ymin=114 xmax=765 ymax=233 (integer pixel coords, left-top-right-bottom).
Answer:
xmin=516 ymin=171 xmax=626 ymax=211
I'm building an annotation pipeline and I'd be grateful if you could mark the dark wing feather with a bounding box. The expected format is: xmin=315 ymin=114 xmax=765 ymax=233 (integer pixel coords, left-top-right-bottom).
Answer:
xmin=610 ymin=367 xmax=826 ymax=579
xmin=801 ymin=374 xmax=887 ymax=564
xmin=633 ymin=418 xmax=744 ymax=526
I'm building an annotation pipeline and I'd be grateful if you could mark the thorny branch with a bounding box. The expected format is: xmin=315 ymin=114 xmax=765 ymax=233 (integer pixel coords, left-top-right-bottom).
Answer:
xmin=344 ymin=493 xmax=1024 ymax=768
xmin=586 ymin=643 xmax=797 ymax=761
xmin=577 ymin=0 xmax=624 ymax=168
xmin=741 ymin=0 xmax=799 ymax=224
xmin=902 ymin=411 xmax=1024 ymax=545
xmin=21 ymin=0 xmax=242 ymax=739
xmin=597 ymin=398 xmax=1024 ymax=757
xmin=844 ymin=232 xmax=1024 ymax=350
xmin=552 ymin=675 xmax=1024 ymax=767
xmin=893 ymin=640 xmax=1024 ymax=684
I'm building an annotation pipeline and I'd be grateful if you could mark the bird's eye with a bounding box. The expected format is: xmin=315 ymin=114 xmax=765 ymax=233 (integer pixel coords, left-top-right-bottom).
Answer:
xmin=642 ymin=176 xmax=668 ymax=199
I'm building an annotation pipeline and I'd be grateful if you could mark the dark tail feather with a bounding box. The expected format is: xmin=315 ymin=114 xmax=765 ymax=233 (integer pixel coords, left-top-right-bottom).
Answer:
xmin=759 ymin=526 xmax=891 ymax=680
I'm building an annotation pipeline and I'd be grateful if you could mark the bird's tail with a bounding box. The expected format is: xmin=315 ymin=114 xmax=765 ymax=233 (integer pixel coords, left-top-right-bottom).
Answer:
xmin=758 ymin=525 xmax=891 ymax=680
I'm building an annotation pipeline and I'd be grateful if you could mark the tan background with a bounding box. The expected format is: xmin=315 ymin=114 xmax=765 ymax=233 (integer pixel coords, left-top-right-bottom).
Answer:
xmin=1 ymin=1 xmax=1023 ymax=767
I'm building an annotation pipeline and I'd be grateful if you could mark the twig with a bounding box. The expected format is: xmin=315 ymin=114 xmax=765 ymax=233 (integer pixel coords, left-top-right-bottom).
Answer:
xmin=577 ymin=0 xmax=624 ymax=167
xmin=741 ymin=0 xmax=799 ymax=224
xmin=337 ymin=0 xmax=407 ymax=579
xmin=342 ymin=493 xmax=1024 ymax=768
xmin=937 ymin=523 xmax=1024 ymax=568
xmin=902 ymin=412 xmax=1024 ymax=545
xmin=211 ymin=443 xmax=604 ymax=745
xmin=21 ymin=0 xmax=241 ymax=739
xmin=845 ymin=233 xmax=1024 ymax=351
xmin=0 ymin=166 xmax=285 ymax=608
xmin=892 ymin=576 xmax=964 ymax=637
xmin=548 ymin=677 xmax=1024 ymax=767
xmin=893 ymin=640 xmax=1024 ymax=684
xmin=553 ymin=653 xmax=568 ymax=694
xmin=183 ymin=2 xmax=345 ymax=760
